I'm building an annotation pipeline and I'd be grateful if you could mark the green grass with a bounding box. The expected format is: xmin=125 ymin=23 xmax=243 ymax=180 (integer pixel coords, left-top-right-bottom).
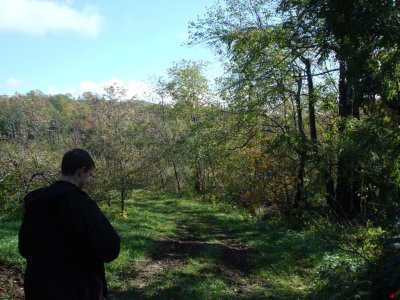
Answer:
xmin=0 ymin=190 xmax=342 ymax=299
xmin=0 ymin=213 xmax=25 ymax=268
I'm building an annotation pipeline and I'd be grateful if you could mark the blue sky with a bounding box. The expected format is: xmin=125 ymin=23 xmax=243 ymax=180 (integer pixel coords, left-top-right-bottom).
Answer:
xmin=0 ymin=0 xmax=220 ymax=99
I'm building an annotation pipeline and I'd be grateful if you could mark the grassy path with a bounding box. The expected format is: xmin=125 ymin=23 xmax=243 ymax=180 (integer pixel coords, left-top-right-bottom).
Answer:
xmin=0 ymin=191 xmax=330 ymax=299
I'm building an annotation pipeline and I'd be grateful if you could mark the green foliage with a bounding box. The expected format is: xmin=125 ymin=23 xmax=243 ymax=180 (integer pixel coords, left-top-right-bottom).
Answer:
xmin=0 ymin=213 xmax=25 ymax=268
xmin=369 ymin=225 xmax=400 ymax=299
xmin=335 ymin=114 xmax=400 ymax=220
xmin=304 ymin=214 xmax=398 ymax=299
xmin=0 ymin=1 xmax=399 ymax=296
xmin=314 ymin=226 xmax=400 ymax=299
xmin=315 ymin=255 xmax=371 ymax=299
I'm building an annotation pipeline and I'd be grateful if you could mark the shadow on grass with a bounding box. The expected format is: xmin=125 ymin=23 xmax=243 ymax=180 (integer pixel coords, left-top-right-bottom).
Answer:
xmin=0 ymin=191 xmax=333 ymax=299
xmin=109 ymin=267 xmax=275 ymax=300
xmin=132 ymin=196 xmax=329 ymax=272
xmin=104 ymin=192 xmax=332 ymax=299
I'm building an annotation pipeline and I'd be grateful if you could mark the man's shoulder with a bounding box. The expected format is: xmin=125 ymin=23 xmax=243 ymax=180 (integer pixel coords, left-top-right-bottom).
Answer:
xmin=67 ymin=190 xmax=102 ymax=222
xmin=50 ymin=181 xmax=89 ymax=200
xmin=24 ymin=186 xmax=50 ymax=202
xmin=24 ymin=181 xmax=89 ymax=205
xmin=64 ymin=186 xmax=97 ymax=210
xmin=23 ymin=186 xmax=48 ymax=203
xmin=70 ymin=186 xmax=93 ymax=200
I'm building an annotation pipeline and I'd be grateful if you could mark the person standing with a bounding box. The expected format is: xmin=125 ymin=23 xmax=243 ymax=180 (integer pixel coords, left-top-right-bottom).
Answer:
xmin=19 ymin=148 xmax=120 ymax=300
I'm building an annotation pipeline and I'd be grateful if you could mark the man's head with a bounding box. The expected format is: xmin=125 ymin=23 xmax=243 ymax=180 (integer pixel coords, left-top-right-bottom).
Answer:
xmin=61 ymin=148 xmax=95 ymax=189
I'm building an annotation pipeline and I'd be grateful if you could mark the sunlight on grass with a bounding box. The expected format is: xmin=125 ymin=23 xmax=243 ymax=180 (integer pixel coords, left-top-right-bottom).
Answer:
xmin=0 ymin=190 xmax=340 ymax=299
xmin=102 ymin=196 xmax=177 ymax=276
xmin=0 ymin=217 xmax=24 ymax=268
xmin=144 ymin=263 xmax=231 ymax=299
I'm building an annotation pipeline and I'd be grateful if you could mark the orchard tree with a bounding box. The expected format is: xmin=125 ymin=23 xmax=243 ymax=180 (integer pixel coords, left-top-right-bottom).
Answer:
xmin=155 ymin=60 xmax=215 ymax=194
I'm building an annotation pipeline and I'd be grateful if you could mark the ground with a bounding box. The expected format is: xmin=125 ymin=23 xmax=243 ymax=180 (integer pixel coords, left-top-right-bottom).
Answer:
xmin=0 ymin=191 xmax=327 ymax=299
xmin=109 ymin=219 xmax=268 ymax=299
xmin=0 ymin=260 xmax=23 ymax=300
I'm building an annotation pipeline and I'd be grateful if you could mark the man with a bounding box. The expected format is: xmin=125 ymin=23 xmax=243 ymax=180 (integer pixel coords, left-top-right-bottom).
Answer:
xmin=19 ymin=148 xmax=120 ymax=300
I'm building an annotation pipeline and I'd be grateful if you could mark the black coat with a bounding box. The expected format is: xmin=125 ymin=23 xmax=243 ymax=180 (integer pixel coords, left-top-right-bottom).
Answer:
xmin=18 ymin=181 xmax=120 ymax=300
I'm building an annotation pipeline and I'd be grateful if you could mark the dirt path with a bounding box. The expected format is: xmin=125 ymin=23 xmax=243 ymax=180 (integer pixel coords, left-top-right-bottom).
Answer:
xmin=0 ymin=260 xmax=23 ymax=300
xmin=109 ymin=219 xmax=264 ymax=299
xmin=0 ymin=219 xmax=264 ymax=299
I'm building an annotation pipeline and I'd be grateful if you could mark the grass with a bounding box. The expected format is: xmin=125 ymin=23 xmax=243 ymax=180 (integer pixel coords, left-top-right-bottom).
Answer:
xmin=0 ymin=213 xmax=25 ymax=268
xmin=0 ymin=190 xmax=347 ymax=299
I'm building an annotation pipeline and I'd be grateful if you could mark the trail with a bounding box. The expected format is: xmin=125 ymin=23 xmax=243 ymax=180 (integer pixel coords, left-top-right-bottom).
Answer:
xmin=109 ymin=217 xmax=268 ymax=299
xmin=0 ymin=260 xmax=23 ymax=300
xmin=0 ymin=218 xmax=264 ymax=300
xmin=0 ymin=198 xmax=271 ymax=300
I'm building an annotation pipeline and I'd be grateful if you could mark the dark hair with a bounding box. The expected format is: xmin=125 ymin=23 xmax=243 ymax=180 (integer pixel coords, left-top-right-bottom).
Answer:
xmin=61 ymin=148 xmax=95 ymax=176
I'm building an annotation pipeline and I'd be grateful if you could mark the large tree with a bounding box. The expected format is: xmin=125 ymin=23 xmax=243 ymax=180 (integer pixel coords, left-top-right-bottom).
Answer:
xmin=190 ymin=0 xmax=400 ymax=216
xmin=279 ymin=0 xmax=400 ymax=215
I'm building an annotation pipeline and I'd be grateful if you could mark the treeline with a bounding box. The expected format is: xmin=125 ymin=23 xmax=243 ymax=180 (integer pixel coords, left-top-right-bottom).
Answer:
xmin=0 ymin=57 xmax=399 ymax=224
xmin=1 ymin=1 xmax=400 ymax=296
xmin=1 ymin=1 xmax=400 ymax=225
xmin=0 ymin=62 xmax=244 ymax=212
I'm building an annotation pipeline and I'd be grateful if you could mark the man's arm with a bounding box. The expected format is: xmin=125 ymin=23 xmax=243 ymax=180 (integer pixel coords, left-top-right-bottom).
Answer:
xmin=18 ymin=188 xmax=43 ymax=259
xmin=69 ymin=194 xmax=120 ymax=263
xmin=18 ymin=213 xmax=29 ymax=259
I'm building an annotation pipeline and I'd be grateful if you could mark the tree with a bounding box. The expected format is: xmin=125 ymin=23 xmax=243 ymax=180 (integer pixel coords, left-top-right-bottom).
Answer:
xmin=190 ymin=0 xmax=400 ymax=217
xmin=155 ymin=60 xmax=214 ymax=195
xmin=280 ymin=0 xmax=400 ymax=215
xmin=189 ymin=0 xmax=328 ymax=208
xmin=90 ymin=84 xmax=139 ymax=212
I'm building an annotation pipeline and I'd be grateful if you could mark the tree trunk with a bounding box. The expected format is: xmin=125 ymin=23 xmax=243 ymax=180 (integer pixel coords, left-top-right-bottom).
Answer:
xmin=302 ymin=57 xmax=317 ymax=143
xmin=325 ymin=139 xmax=336 ymax=210
xmin=120 ymin=161 xmax=126 ymax=213
xmin=194 ymin=156 xmax=205 ymax=196
xmin=335 ymin=61 xmax=361 ymax=216
xmin=294 ymin=153 xmax=306 ymax=208
xmin=335 ymin=62 xmax=351 ymax=214
xmin=294 ymin=75 xmax=306 ymax=208
xmin=172 ymin=159 xmax=181 ymax=193
xmin=160 ymin=170 xmax=166 ymax=191
xmin=120 ymin=188 xmax=126 ymax=213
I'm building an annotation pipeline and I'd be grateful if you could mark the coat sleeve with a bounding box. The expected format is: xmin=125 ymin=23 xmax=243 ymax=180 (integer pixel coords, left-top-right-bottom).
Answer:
xmin=18 ymin=189 xmax=42 ymax=259
xmin=18 ymin=213 xmax=29 ymax=259
xmin=69 ymin=194 xmax=120 ymax=263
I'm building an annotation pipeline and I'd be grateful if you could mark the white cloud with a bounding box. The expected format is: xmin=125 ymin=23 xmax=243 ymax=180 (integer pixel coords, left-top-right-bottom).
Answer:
xmin=0 ymin=0 xmax=101 ymax=38
xmin=79 ymin=80 xmax=104 ymax=94
xmin=47 ymin=85 xmax=77 ymax=95
xmin=79 ymin=78 xmax=126 ymax=96
xmin=1 ymin=77 xmax=24 ymax=88
xmin=126 ymin=80 xmax=159 ymax=101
